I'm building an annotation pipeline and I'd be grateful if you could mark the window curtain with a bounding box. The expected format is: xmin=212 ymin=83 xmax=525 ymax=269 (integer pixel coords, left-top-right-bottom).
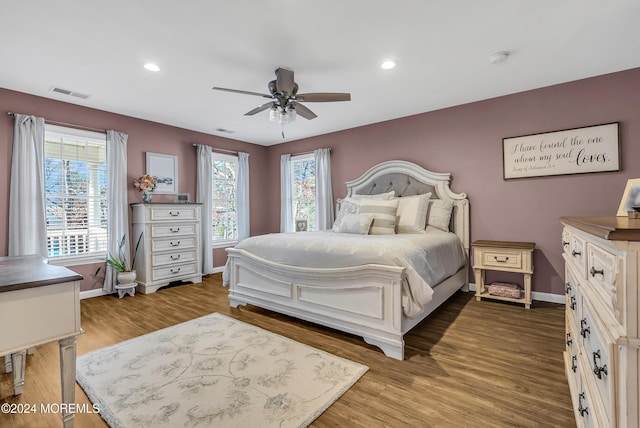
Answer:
xmin=8 ymin=114 xmax=47 ymax=257
xmin=196 ymin=144 xmax=214 ymax=275
xmin=103 ymin=130 xmax=129 ymax=293
xmin=314 ymin=148 xmax=334 ymax=230
xmin=236 ymin=152 xmax=250 ymax=241
xmin=280 ymin=154 xmax=293 ymax=232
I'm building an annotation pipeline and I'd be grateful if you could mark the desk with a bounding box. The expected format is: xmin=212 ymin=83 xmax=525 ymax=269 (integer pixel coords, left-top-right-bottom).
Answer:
xmin=0 ymin=255 xmax=83 ymax=428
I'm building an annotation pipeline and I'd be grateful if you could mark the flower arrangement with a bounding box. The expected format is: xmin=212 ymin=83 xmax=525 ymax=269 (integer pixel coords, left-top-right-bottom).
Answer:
xmin=134 ymin=174 xmax=157 ymax=202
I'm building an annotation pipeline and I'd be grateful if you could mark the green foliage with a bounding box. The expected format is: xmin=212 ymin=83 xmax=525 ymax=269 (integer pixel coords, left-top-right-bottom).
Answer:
xmin=104 ymin=233 xmax=143 ymax=273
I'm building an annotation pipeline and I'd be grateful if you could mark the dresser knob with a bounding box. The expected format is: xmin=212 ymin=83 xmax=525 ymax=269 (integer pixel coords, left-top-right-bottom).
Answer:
xmin=170 ymin=267 xmax=181 ymax=274
xmin=571 ymin=355 xmax=577 ymax=373
xmin=592 ymin=350 xmax=608 ymax=379
xmin=562 ymin=240 xmax=570 ymax=247
xmin=170 ymin=227 xmax=180 ymax=233
xmin=169 ymin=211 xmax=180 ymax=216
xmin=566 ymin=333 xmax=573 ymax=347
xmin=572 ymin=250 xmax=581 ymax=257
xmin=493 ymin=256 xmax=509 ymax=263
xmin=578 ymin=393 xmax=589 ymax=417
xmin=170 ymin=241 xmax=180 ymax=247
xmin=565 ymin=283 xmax=572 ymax=294
xmin=580 ymin=318 xmax=590 ymax=338
xmin=589 ymin=266 xmax=604 ymax=277
xmin=570 ymin=296 xmax=576 ymax=311
xmin=170 ymin=255 xmax=181 ymax=260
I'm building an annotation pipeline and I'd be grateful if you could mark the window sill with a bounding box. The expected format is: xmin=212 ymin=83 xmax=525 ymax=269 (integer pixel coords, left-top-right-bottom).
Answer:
xmin=212 ymin=240 xmax=238 ymax=249
xmin=47 ymin=254 xmax=106 ymax=267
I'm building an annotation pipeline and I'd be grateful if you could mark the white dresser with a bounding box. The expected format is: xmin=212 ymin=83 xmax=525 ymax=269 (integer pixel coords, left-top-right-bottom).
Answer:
xmin=132 ymin=203 xmax=202 ymax=294
xmin=561 ymin=216 xmax=640 ymax=428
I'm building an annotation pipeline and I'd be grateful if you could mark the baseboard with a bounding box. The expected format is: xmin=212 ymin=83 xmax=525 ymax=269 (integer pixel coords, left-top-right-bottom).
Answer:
xmin=80 ymin=288 xmax=111 ymax=300
xmin=212 ymin=266 xmax=225 ymax=274
xmin=467 ymin=283 xmax=565 ymax=305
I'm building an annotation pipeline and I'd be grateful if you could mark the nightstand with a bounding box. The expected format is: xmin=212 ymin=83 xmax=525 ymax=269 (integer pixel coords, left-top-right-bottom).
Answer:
xmin=471 ymin=240 xmax=535 ymax=309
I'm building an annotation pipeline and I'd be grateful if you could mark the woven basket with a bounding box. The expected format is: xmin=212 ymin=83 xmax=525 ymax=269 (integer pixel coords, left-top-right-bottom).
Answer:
xmin=487 ymin=282 xmax=521 ymax=298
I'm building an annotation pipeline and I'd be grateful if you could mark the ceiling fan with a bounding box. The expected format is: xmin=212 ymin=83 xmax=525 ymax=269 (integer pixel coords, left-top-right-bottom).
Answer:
xmin=212 ymin=67 xmax=351 ymax=123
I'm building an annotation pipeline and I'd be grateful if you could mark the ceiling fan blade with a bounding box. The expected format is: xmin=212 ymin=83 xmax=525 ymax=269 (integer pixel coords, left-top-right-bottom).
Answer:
xmin=275 ymin=68 xmax=295 ymax=95
xmin=244 ymin=102 xmax=275 ymax=116
xmin=296 ymin=92 xmax=351 ymax=102
xmin=292 ymin=102 xmax=317 ymax=120
xmin=212 ymin=87 xmax=272 ymax=99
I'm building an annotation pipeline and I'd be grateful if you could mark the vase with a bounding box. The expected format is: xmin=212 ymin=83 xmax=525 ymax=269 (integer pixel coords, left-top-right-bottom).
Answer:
xmin=142 ymin=192 xmax=152 ymax=203
xmin=117 ymin=270 xmax=137 ymax=285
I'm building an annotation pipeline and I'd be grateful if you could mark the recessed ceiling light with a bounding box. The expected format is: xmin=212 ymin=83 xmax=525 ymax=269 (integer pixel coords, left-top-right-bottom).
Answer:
xmin=144 ymin=63 xmax=160 ymax=72
xmin=380 ymin=60 xmax=396 ymax=70
xmin=489 ymin=51 xmax=509 ymax=64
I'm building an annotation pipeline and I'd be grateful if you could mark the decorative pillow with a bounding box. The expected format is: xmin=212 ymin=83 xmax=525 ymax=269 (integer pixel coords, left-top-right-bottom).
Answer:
xmin=332 ymin=197 xmax=360 ymax=232
xmin=396 ymin=193 xmax=432 ymax=234
xmin=427 ymin=199 xmax=454 ymax=232
xmin=359 ymin=198 xmax=400 ymax=235
xmin=334 ymin=213 xmax=374 ymax=234
xmin=350 ymin=191 xmax=396 ymax=200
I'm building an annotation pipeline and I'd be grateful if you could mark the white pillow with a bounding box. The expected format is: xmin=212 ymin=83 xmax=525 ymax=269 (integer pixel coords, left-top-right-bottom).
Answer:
xmin=396 ymin=193 xmax=432 ymax=234
xmin=427 ymin=199 xmax=454 ymax=232
xmin=359 ymin=198 xmax=399 ymax=235
xmin=350 ymin=191 xmax=396 ymax=200
xmin=334 ymin=213 xmax=374 ymax=234
xmin=332 ymin=197 xmax=360 ymax=232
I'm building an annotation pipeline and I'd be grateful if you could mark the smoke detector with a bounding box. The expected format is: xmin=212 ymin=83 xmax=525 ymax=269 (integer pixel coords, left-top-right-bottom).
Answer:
xmin=489 ymin=51 xmax=509 ymax=64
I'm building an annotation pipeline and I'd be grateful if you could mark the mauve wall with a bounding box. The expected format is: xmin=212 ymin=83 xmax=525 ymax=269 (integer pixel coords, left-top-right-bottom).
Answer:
xmin=266 ymin=67 xmax=640 ymax=296
xmin=0 ymin=88 xmax=270 ymax=291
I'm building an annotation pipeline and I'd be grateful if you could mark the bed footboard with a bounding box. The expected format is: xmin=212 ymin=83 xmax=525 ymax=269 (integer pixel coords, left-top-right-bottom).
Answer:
xmin=226 ymin=248 xmax=408 ymax=359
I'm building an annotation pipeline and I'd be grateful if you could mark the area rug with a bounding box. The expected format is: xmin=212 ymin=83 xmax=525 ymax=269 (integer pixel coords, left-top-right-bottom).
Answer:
xmin=76 ymin=313 xmax=368 ymax=428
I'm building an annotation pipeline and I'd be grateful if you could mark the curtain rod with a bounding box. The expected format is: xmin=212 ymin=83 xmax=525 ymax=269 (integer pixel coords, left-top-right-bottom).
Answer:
xmin=192 ymin=143 xmax=238 ymax=155
xmin=6 ymin=111 xmax=106 ymax=134
xmin=292 ymin=148 xmax=331 ymax=156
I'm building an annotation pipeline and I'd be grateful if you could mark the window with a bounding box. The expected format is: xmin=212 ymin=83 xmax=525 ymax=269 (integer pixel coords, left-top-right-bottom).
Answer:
xmin=212 ymin=153 xmax=238 ymax=244
xmin=291 ymin=153 xmax=316 ymax=231
xmin=44 ymin=125 xmax=107 ymax=261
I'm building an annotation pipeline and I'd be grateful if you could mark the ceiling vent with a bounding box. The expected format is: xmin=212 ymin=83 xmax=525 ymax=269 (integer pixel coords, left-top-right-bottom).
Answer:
xmin=215 ymin=128 xmax=235 ymax=134
xmin=50 ymin=86 xmax=90 ymax=99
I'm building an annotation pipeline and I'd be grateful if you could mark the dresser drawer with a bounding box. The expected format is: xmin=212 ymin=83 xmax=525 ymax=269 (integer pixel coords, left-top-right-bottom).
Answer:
xmin=587 ymin=244 xmax=619 ymax=295
xmin=151 ymin=237 xmax=197 ymax=252
xmin=152 ymin=262 xmax=198 ymax=282
xmin=152 ymin=249 xmax=197 ymax=267
xmin=150 ymin=206 xmax=199 ymax=221
xmin=151 ymin=223 xmax=197 ymax=238
xmin=562 ymin=227 xmax=572 ymax=257
xmin=565 ymin=264 xmax=580 ymax=316
xmin=579 ymin=298 xmax=614 ymax=422
xmin=569 ymin=234 xmax=587 ymax=277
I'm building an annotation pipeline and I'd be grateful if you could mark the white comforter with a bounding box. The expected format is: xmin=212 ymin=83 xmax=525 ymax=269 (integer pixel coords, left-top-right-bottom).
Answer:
xmin=223 ymin=227 xmax=466 ymax=317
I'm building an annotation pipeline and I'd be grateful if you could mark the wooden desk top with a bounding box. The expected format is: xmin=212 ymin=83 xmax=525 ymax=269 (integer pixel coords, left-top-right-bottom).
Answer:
xmin=560 ymin=216 xmax=640 ymax=241
xmin=0 ymin=255 xmax=83 ymax=293
xmin=471 ymin=240 xmax=535 ymax=251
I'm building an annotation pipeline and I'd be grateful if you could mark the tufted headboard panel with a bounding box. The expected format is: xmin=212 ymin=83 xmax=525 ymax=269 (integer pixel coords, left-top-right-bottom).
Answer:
xmin=353 ymin=172 xmax=437 ymax=198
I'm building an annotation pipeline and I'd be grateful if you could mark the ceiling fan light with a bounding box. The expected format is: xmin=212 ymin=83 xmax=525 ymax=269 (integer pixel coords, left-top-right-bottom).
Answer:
xmin=268 ymin=107 xmax=278 ymax=122
xmin=288 ymin=108 xmax=296 ymax=122
xmin=381 ymin=60 xmax=396 ymax=70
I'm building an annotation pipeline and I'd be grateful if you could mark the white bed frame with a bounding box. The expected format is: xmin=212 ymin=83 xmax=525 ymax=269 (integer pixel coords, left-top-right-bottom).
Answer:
xmin=225 ymin=160 xmax=469 ymax=360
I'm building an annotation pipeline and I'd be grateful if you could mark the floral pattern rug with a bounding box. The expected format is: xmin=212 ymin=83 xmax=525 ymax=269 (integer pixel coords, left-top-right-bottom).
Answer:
xmin=76 ymin=313 xmax=368 ymax=427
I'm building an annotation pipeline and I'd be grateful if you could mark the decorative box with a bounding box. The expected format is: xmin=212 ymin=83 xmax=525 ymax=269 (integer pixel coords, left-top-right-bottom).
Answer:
xmin=487 ymin=282 xmax=522 ymax=299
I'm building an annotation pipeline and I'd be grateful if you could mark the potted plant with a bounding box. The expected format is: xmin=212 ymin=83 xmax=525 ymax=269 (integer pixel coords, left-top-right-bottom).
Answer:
xmin=106 ymin=233 xmax=143 ymax=284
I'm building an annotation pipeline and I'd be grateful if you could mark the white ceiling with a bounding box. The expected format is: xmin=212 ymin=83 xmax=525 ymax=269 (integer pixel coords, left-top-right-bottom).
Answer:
xmin=1 ymin=1 xmax=639 ymax=146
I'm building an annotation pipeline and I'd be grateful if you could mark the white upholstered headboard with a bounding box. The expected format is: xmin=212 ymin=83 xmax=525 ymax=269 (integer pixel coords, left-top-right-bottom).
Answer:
xmin=344 ymin=160 xmax=469 ymax=253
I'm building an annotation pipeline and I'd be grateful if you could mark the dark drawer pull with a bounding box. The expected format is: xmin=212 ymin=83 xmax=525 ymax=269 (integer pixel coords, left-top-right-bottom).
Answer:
xmin=566 ymin=333 xmax=573 ymax=347
xmin=571 ymin=355 xmax=577 ymax=373
xmin=170 ymin=267 xmax=181 ymax=274
xmin=590 ymin=266 xmax=604 ymax=277
xmin=170 ymin=227 xmax=180 ymax=233
xmin=580 ymin=318 xmax=590 ymax=338
xmin=170 ymin=241 xmax=180 ymax=247
xmin=493 ymin=256 xmax=509 ymax=263
xmin=570 ymin=296 xmax=576 ymax=311
xmin=170 ymin=255 xmax=181 ymax=261
xmin=578 ymin=393 xmax=589 ymax=417
xmin=572 ymin=250 xmax=581 ymax=257
xmin=592 ymin=350 xmax=608 ymax=379
xmin=562 ymin=240 xmax=570 ymax=247
xmin=565 ymin=282 xmax=572 ymax=294
xmin=169 ymin=211 xmax=180 ymax=216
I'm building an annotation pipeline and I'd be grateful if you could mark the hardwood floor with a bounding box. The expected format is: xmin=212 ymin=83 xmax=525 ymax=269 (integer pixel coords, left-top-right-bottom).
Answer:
xmin=0 ymin=274 xmax=575 ymax=427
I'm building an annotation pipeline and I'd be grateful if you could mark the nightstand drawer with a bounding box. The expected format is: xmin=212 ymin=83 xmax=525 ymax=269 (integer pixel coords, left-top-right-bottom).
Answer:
xmin=480 ymin=250 xmax=523 ymax=269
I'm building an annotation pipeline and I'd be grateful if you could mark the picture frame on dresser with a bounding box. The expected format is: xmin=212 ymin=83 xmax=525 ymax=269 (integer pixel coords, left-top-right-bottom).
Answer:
xmin=616 ymin=178 xmax=640 ymax=216
xmin=146 ymin=152 xmax=178 ymax=194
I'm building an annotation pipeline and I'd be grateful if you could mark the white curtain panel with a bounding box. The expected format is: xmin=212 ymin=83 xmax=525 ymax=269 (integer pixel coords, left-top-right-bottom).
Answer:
xmin=196 ymin=145 xmax=214 ymax=275
xmin=280 ymin=154 xmax=293 ymax=232
xmin=314 ymin=148 xmax=334 ymax=230
xmin=103 ymin=130 xmax=129 ymax=293
xmin=236 ymin=152 xmax=250 ymax=241
xmin=8 ymin=114 xmax=47 ymax=257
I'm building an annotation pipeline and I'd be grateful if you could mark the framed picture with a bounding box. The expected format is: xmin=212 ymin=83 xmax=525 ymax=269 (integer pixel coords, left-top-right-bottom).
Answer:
xmin=295 ymin=219 xmax=308 ymax=232
xmin=146 ymin=152 xmax=178 ymax=194
xmin=502 ymin=122 xmax=620 ymax=179
xmin=175 ymin=193 xmax=190 ymax=203
xmin=616 ymin=178 xmax=640 ymax=216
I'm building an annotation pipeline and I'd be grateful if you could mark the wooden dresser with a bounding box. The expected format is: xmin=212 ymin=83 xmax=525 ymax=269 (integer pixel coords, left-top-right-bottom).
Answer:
xmin=132 ymin=203 xmax=202 ymax=294
xmin=561 ymin=216 xmax=640 ymax=427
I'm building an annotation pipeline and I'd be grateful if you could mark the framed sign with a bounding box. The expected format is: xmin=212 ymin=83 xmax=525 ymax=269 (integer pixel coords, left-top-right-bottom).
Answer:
xmin=617 ymin=178 xmax=640 ymax=216
xmin=295 ymin=219 xmax=308 ymax=232
xmin=502 ymin=122 xmax=620 ymax=179
xmin=146 ymin=152 xmax=178 ymax=194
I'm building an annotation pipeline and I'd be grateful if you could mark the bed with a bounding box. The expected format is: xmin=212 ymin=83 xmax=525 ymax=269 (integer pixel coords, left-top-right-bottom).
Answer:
xmin=223 ymin=160 xmax=469 ymax=360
